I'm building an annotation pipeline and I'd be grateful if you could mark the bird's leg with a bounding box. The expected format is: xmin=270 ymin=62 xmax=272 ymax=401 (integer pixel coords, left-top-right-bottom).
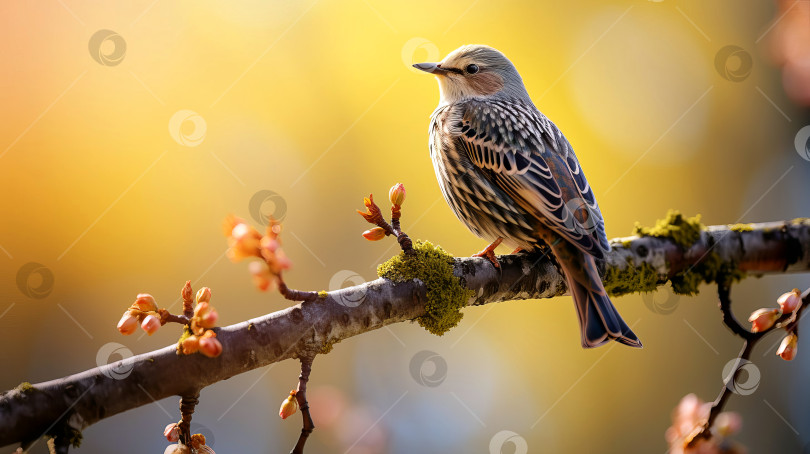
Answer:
xmin=473 ymin=237 xmax=503 ymax=268
xmin=510 ymin=247 xmax=523 ymax=254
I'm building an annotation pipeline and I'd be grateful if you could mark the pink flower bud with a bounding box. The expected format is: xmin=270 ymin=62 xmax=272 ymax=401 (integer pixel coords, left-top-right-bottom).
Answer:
xmin=227 ymin=223 xmax=262 ymax=262
xmin=196 ymin=287 xmax=212 ymax=304
xmin=181 ymin=335 xmax=200 ymax=354
xmin=164 ymin=423 xmax=180 ymax=442
xmin=748 ymin=308 xmax=780 ymax=333
xmin=261 ymin=236 xmax=279 ymax=253
xmin=163 ymin=444 xmax=190 ymax=454
xmin=199 ymin=331 xmax=223 ymax=358
xmin=117 ymin=313 xmax=138 ymax=335
xmin=133 ymin=293 xmax=158 ymax=312
xmin=362 ymin=227 xmax=386 ymax=241
xmin=275 ymin=249 xmax=292 ymax=271
xmin=713 ymin=412 xmax=742 ymax=437
xmin=777 ymin=289 xmax=802 ymax=314
xmin=389 ymin=183 xmax=406 ymax=206
xmin=200 ymin=308 xmax=219 ymax=329
xmin=777 ymin=332 xmax=798 ymax=361
xmin=279 ymin=390 xmax=298 ymax=419
xmin=141 ymin=314 xmax=161 ymax=335
xmin=249 ymin=261 xmax=275 ymax=291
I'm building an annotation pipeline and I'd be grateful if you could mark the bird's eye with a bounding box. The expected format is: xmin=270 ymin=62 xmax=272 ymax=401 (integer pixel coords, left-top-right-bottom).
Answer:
xmin=465 ymin=64 xmax=479 ymax=74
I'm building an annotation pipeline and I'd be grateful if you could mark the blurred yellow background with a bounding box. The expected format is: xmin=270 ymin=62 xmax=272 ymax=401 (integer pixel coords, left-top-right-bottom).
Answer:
xmin=2 ymin=1 xmax=809 ymax=452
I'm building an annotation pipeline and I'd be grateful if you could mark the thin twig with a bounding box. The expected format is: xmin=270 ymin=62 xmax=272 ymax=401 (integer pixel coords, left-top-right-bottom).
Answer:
xmin=290 ymin=357 xmax=315 ymax=454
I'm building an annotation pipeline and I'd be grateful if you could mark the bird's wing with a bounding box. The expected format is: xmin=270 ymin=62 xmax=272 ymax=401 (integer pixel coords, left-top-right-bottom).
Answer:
xmin=448 ymin=99 xmax=610 ymax=258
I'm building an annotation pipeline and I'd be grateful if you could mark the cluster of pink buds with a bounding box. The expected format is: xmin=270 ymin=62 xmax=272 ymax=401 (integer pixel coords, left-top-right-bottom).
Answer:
xmin=163 ymin=424 xmax=215 ymax=453
xmin=748 ymin=288 xmax=803 ymax=361
xmin=116 ymin=282 xmax=223 ymax=359
xmin=279 ymin=390 xmax=299 ymax=419
xmin=665 ymin=394 xmax=744 ymax=454
xmin=224 ymin=214 xmax=291 ymax=291
xmin=117 ymin=294 xmax=162 ymax=336
xmin=178 ymin=287 xmax=222 ymax=358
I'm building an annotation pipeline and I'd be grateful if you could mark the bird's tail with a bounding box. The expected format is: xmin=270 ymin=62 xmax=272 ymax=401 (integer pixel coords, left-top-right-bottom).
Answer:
xmin=553 ymin=243 xmax=642 ymax=348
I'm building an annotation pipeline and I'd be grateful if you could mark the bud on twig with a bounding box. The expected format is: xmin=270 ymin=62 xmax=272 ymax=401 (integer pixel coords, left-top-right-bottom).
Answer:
xmin=389 ymin=183 xmax=406 ymax=206
xmin=777 ymin=289 xmax=802 ymax=314
xmin=362 ymin=227 xmax=387 ymax=241
xmin=776 ymin=332 xmax=798 ymax=361
xmin=279 ymin=390 xmax=298 ymax=419
xmin=748 ymin=308 xmax=780 ymax=332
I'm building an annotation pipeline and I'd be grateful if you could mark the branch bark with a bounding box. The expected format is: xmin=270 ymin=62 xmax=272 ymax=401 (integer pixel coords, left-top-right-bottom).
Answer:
xmin=1 ymin=219 xmax=809 ymax=448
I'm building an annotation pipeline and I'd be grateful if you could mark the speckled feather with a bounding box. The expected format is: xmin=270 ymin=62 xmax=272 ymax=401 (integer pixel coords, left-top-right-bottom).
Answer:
xmin=429 ymin=98 xmax=610 ymax=257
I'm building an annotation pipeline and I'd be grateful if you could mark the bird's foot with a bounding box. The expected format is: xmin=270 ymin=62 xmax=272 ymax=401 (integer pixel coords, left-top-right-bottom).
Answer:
xmin=472 ymin=238 xmax=503 ymax=268
xmin=510 ymin=247 xmax=523 ymax=254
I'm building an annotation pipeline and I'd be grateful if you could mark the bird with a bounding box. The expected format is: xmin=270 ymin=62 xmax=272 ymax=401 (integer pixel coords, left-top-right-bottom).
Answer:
xmin=413 ymin=44 xmax=641 ymax=348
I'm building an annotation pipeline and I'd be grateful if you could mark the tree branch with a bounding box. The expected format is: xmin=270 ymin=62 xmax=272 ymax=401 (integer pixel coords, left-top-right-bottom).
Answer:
xmin=1 ymin=218 xmax=809 ymax=448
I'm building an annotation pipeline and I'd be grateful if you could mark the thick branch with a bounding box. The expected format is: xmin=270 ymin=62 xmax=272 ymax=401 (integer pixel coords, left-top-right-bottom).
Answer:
xmin=1 ymin=219 xmax=808 ymax=448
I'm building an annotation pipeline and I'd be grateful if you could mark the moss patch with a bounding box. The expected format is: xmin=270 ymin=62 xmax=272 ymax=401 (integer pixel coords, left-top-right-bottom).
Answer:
xmin=317 ymin=290 xmax=328 ymax=299
xmin=669 ymin=251 xmax=746 ymax=295
xmin=176 ymin=326 xmax=193 ymax=354
xmin=320 ymin=337 xmax=341 ymax=354
xmin=632 ymin=210 xmax=745 ymax=295
xmin=633 ymin=210 xmax=703 ymax=249
xmin=604 ymin=261 xmax=660 ymax=297
xmin=729 ymin=223 xmax=753 ymax=232
xmin=377 ymin=240 xmax=475 ymax=336
xmin=15 ymin=382 xmax=35 ymax=395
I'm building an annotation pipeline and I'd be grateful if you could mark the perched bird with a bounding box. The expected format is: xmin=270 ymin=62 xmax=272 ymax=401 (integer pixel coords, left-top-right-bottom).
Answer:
xmin=414 ymin=44 xmax=641 ymax=348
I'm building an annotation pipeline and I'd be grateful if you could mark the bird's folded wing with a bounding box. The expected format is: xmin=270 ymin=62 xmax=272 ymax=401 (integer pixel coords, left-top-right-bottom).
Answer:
xmin=450 ymin=99 xmax=610 ymax=258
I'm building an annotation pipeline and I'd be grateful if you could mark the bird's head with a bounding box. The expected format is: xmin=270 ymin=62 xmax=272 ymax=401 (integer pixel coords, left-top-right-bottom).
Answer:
xmin=413 ymin=44 xmax=530 ymax=105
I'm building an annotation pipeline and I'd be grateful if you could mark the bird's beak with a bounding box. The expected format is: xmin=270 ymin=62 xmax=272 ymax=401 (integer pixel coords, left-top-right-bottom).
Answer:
xmin=413 ymin=62 xmax=449 ymax=76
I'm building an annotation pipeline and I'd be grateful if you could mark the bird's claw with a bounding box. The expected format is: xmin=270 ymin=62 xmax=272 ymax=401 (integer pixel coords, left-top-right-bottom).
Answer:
xmin=472 ymin=238 xmax=503 ymax=268
xmin=473 ymin=248 xmax=500 ymax=268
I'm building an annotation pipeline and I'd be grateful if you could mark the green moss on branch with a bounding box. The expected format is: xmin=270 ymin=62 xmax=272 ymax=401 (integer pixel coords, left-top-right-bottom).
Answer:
xmin=377 ymin=240 xmax=475 ymax=335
